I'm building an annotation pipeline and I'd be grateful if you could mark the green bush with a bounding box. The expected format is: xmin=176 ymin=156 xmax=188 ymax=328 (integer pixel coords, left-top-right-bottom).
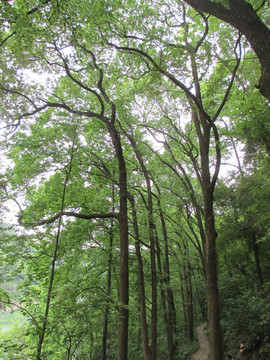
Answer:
xmin=221 ymin=282 xmax=270 ymax=359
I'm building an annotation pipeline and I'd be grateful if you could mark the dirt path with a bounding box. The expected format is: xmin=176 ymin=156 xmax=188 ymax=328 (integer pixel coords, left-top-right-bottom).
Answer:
xmin=189 ymin=323 xmax=209 ymax=360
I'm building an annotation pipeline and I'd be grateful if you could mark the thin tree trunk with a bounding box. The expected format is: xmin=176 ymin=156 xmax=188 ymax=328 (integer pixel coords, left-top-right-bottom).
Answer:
xmin=102 ymin=184 xmax=115 ymax=360
xmin=183 ymin=257 xmax=192 ymax=342
xmin=251 ymin=231 xmax=263 ymax=284
xmin=37 ymin=135 xmax=76 ymax=360
xmin=198 ymin=119 xmax=223 ymax=360
xmin=188 ymin=260 xmax=194 ymax=341
xmin=189 ymin=39 xmax=225 ymax=357
xmin=154 ymin=184 xmax=176 ymax=358
xmin=155 ymin=229 xmax=173 ymax=360
xmin=172 ymin=236 xmax=196 ymax=344
xmin=192 ymin=266 xmax=207 ymax=321
xmin=102 ymin=234 xmax=113 ymax=360
xmin=179 ymin=264 xmax=188 ymax=335
xmin=177 ymin=241 xmax=194 ymax=342
xmin=184 ymin=245 xmax=194 ymax=342
xmin=129 ymin=194 xmax=151 ymax=360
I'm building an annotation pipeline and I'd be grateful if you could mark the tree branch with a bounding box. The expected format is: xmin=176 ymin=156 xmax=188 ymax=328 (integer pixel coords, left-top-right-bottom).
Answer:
xmin=0 ymin=300 xmax=40 ymax=330
xmin=212 ymin=33 xmax=242 ymax=122
xmin=0 ymin=84 xmax=110 ymax=127
xmin=19 ymin=211 xmax=119 ymax=226
xmin=53 ymin=42 xmax=106 ymax=116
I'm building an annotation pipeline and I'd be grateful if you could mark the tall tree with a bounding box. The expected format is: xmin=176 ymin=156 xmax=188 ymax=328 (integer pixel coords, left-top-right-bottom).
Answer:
xmin=1 ymin=19 xmax=130 ymax=358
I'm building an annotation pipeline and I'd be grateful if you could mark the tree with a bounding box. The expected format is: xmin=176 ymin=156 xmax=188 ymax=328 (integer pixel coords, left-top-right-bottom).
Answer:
xmin=1 ymin=18 xmax=129 ymax=358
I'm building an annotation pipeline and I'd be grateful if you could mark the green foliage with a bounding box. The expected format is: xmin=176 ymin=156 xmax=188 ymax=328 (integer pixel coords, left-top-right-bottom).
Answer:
xmin=0 ymin=0 xmax=270 ymax=359
xmin=221 ymin=282 xmax=270 ymax=357
xmin=0 ymin=311 xmax=29 ymax=360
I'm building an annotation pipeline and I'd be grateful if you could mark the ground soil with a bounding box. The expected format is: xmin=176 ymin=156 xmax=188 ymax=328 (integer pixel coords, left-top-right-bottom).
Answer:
xmin=189 ymin=323 xmax=210 ymax=360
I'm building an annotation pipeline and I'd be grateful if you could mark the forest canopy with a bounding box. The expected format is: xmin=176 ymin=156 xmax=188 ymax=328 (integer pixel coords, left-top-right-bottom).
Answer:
xmin=0 ymin=1 xmax=269 ymax=360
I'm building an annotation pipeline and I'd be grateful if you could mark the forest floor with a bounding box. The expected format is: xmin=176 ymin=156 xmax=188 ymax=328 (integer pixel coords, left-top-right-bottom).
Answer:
xmin=189 ymin=323 xmax=209 ymax=360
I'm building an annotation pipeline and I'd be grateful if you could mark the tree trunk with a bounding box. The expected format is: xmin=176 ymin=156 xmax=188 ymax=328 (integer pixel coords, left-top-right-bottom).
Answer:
xmin=187 ymin=255 xmax=194 ymax=342
xmin=102 ymin=186 xmax=115 ymax=360
xmin=192 ymin=266 xmax=207 ymax=321
xmin=190 ymin=101 xmax=223 ymax=360
xmin=107 ymin=123 xmax=129 ymax=360
xmin=251 ymin=231 xmax=263 ymax=285
xmin=179 ymin=242 xmax=194 ymax=343
xmin=154 ymin=183 xmax=176 ymax=357
xmin=155 ymin=230 xmax=174 ymax=360
xmin=204 ymin=188 xmax=223 ymax=360
xmin=178 ymin=258 xmax=188 ymax=336
xmin=129 ymin=194 xmax=151 ymax=360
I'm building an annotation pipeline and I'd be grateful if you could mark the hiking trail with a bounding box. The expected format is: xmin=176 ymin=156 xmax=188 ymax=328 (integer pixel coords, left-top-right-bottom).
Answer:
xmin=189 ymin=322 xmax=209 ymax=360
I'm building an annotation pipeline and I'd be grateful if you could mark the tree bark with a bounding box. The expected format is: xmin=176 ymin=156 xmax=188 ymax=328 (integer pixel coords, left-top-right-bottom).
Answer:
xmin=107 ymin=123 xmax=129 ymax=360
xmin=183 ymin=0 xmax=270 ymax=101
xmin=204 ymin=188 xmax=223 ymax=360
xmin=197 ymin=118 xmax=223 ymax=360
